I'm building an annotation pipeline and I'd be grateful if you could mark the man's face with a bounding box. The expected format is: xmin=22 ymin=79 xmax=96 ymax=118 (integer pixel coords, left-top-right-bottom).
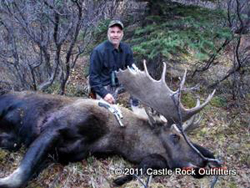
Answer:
xmin=107 ymin=26 xmax=124 ymax=47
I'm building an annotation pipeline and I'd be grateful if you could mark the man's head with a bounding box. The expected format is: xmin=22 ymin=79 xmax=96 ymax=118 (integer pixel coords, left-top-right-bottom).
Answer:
xmin=107 ymin=20 xmax=124 ymax=49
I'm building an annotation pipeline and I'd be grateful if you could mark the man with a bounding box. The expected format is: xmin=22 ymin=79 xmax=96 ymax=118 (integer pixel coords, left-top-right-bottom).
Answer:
xmin=89 ymin=20 xmax=138 ymax=105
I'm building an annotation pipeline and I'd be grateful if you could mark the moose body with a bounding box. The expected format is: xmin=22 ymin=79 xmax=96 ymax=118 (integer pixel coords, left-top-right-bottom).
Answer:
xmin=0 ymin=63 xmax=220 ymax=188
xmin=0 ymin=91 xmax=173 ymax=161
xmin=0 ymin=91 xmax=213 ymax=188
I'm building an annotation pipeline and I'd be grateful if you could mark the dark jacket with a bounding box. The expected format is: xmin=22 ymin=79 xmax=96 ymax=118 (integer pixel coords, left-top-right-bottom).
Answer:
xmin=89 ymin=40 xmax=134 ymax=98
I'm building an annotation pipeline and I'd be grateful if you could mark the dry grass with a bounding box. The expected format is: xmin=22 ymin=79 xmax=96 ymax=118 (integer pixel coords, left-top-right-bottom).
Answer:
xmin=0 ymin=59 xmax=249 ymax=188
xmin=0 ymin=95 xmax=249 ymax=188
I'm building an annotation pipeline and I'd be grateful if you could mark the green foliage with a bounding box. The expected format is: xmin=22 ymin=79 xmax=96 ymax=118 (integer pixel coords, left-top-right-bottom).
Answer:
xmin=87 ymin=156 xmax=96 ymax=165
xmin=210 ymin=96 xmax=227 ymax=107
xmin=229 ymin=183 xmax=238 ymax=188
xmin=181 ymin=92 xmax=197 ymax=108
xmin=44 ymin=82 xmax=61 ymax=94
xmin=65 ymin=84 xmax=88 ymax=98
xmin=86 ymin=19 xmax=111 ymax=53
xmin=0 ymin=150 xmax=8 ymax=162
xmin=129 ymin=2 xmax=232 ymax=63
xmin=240 ymin=152 xmax=250 ymax=167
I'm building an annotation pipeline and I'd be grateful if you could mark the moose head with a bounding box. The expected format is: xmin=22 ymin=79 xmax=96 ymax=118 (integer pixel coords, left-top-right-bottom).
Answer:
xmin=115 ymin=61 xmax=221 ymax=185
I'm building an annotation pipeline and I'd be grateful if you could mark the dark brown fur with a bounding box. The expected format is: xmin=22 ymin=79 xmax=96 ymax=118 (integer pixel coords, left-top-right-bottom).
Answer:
xmin=0 ymin=91 xmax=214 ymax=188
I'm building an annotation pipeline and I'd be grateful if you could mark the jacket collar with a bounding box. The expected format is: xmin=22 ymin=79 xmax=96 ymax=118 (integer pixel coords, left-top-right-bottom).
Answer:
xmin=106 ymin=40 xmax=123 ymax=52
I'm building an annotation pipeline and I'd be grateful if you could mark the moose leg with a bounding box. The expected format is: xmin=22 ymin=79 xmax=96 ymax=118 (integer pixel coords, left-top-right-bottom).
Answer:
xmin=0 ymin=129 xmax=60 ymax=188
xmin=113 ymin=154 xmax=168 ymax=186
xmin=192 ymin=143 xmax=215 ymax=159
xmin=191 ymin=143 xmax=217 ymax=179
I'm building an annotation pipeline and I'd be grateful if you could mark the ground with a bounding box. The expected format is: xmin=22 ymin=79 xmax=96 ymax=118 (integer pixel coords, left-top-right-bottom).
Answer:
xmin=0 ymin=59 xmax=249 ymax=188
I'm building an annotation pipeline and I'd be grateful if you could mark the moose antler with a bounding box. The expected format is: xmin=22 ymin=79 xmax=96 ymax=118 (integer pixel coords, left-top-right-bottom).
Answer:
xmin=116 ymin=61 xmax=215 ymax=125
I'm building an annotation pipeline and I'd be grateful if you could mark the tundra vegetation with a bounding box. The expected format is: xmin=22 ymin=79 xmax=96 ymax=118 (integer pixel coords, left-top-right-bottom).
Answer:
xmin=0 ymin=0 xmax=249 ymax=188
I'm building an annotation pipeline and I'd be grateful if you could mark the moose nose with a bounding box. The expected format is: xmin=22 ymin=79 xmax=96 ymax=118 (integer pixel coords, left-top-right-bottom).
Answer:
xmin=207 ymin=158 xmax=223 ymax=167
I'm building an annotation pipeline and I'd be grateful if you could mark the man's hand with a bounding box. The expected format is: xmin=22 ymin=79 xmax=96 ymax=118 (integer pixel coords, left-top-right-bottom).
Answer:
xmin=104 ymin=93 xmax=115 ymax=104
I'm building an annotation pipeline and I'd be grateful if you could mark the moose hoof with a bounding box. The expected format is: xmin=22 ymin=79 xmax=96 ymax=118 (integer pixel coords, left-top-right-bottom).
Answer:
xmin=113 ymin=175 xmax=133 ymax=186
xmin=191 ymin=168 xmax=206 ymax=179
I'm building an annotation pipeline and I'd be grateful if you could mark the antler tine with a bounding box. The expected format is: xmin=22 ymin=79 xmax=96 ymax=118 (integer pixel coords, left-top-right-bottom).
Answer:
xmin=143 ymin=59 xmax=150 ymax=77
xmin=161 ymin=62 xmax=167 ymax=83
xmin=195 ymin=98 xmax=200 ymax=107
xmin=175 ymin=69 xmax=187 ymax=114
xmin=128 ymin=66 xmax=137 ymax=74
xmin=183 ymin=89 xmax=216 ymax=120
xmin=183 ymin=114 xmax=202 ymax=133
xmin=179 ymin=69 xmax=187 ymax=91
xmin=143 ymin=60 xmax=169 ymax=84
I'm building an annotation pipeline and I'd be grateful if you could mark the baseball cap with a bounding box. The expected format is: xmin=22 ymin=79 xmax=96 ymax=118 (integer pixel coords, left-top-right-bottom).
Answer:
xmin=108 ymin=20 xmax=124 ymax=30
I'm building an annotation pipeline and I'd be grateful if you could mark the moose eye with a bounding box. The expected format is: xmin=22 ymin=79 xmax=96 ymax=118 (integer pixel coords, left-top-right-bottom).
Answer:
xmin=171 ymin=134 xmax=180 ymax=144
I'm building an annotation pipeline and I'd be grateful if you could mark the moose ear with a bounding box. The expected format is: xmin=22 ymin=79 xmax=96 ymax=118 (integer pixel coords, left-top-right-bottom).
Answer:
xmin=169 ymin=124 xmax=181 ymax=133
xmin=145 ymin=107 xmax=167 ymax=128
xmin=145 ymin=107 xmax=157 ymax=127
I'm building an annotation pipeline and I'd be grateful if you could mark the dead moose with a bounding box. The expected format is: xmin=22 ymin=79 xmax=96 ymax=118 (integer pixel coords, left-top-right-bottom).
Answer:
xmin=0 ymin=62 xmax=221 ymax=188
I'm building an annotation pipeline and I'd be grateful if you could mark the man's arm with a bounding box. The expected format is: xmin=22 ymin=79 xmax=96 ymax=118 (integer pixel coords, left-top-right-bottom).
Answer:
xmin=89 ymin=50 xmax=109 ymax=98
